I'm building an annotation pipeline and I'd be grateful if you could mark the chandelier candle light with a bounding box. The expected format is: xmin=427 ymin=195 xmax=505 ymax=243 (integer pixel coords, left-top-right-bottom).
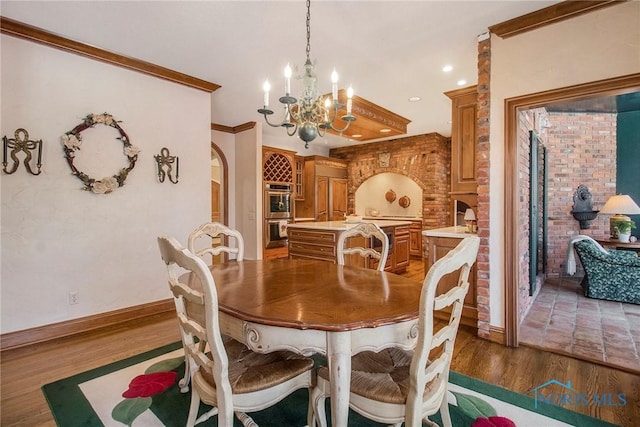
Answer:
xmin=258 ymin=0 xmax=356 ymax=148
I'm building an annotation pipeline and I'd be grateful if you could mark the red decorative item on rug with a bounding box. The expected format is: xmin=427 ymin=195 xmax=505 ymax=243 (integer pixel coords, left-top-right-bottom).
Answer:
xmin=122 ymin=371 xmax=177 ymax=398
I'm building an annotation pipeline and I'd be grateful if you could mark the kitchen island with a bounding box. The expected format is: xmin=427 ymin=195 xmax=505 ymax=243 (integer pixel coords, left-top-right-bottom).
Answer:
xmin=422 ymin=226 xmax=477 ymax=326
xmin=287 ymin=220 xmax=412 ymax=273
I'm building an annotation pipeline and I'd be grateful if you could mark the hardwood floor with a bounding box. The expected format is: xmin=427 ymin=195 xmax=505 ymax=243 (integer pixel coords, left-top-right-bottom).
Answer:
xmin=2 ymin=259 xmax=639 ymax=426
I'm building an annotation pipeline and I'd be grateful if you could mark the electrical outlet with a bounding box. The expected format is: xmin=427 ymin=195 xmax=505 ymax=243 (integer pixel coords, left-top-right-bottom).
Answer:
xmin=68 ymin=291 xmax=79 ymax=305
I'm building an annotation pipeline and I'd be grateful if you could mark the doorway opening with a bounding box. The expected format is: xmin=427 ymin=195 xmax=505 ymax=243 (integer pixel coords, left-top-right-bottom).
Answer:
xmin=210 ymin=142 xmax=229 ymax=264
xmin=504 ymin=73 xmax=640 ymax=351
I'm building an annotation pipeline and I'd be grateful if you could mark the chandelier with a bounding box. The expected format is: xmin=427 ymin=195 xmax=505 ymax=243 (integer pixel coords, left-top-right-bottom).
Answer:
xmin=257 ymin=0 xmax=356 ymax=148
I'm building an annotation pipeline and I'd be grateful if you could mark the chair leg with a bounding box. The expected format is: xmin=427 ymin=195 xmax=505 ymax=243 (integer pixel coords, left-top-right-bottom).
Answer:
xmin=307 ymin=387 xmax=316 ymax=427
xmin=310 ymin=380 xmax=329 ymax=427
xmin=186 ymin=388 xmax=201 ymax=427
xmin=178 ymin=349 xmax=191 ymax=393
xmin=439 ymin=394 xmax=452 ymax=427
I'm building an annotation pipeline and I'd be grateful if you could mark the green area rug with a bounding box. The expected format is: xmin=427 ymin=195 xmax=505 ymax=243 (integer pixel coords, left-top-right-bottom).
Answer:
xmin=43 ymin=341 xmax=617 ymax=426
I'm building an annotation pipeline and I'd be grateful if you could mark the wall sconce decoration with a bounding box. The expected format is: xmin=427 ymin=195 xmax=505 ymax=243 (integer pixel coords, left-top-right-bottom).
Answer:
xmin=2 ymin=128 xmax=43 ymax=175
xmin=154 ymin=147 xmax=179 ymax=184
xmin=570 ymin=184 xmax=598 ymax=229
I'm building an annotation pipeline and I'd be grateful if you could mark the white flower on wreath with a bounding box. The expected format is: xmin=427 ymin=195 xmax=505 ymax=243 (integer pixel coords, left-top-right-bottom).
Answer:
xmin=92 ymin=177 xmax=119 ymax=194
xmin=124 ymin=145 xmax=140 ymax=157
xmin=61 ymin=134 xmax=82 ymax=150
xmin=92 ymin=113 xmax=114 ymax=125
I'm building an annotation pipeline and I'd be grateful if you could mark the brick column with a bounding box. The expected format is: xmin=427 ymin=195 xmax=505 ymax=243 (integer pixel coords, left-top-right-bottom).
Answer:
xmin=476 ymin=36 xmax=491 ymax=339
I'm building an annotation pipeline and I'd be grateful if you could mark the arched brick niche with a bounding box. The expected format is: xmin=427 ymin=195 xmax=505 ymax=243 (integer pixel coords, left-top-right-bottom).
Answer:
xmin=329 ymin=133 xmax=451 ymax=229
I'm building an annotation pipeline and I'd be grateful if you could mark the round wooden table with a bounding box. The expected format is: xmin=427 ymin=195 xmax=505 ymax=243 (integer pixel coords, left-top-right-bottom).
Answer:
xmin=201 ymin=258 xmax=423 ymax=427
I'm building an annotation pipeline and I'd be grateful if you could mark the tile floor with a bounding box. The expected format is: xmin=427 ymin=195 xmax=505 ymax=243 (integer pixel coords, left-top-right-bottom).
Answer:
xmin=519 ymin=276 xmax=640 ymax=373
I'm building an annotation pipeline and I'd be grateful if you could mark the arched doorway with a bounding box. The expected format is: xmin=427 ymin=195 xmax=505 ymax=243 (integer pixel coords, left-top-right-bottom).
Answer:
xmin=210 ymin=142 xmax=229 ymax=263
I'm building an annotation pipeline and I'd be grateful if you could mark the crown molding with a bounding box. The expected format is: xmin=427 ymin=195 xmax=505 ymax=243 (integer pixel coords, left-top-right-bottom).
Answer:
xmin=489 ymin=0 xmax=624 ymax=39
xmin=0 ymin=16 xmax=220 ymax=93
xmin=211 ymin=122 xmax=257 ymax=134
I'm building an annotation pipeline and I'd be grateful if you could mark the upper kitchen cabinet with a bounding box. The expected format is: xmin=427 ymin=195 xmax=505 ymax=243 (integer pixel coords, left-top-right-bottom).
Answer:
xmin=294 ymin=155 xmax=305 ymax=200
xmin=262 ymin=146 xmax=296 ymax=185
xmin=295 ymin=156 xmax=348 ymax=221
xmin=445 ymin=85 xmax=478 ymax=194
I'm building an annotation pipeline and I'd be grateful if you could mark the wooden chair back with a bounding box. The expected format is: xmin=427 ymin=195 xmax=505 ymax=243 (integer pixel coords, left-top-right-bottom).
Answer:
xmin=404 ymin=235 xmax=480 ymax=426
xmin=337 ymin=222 xmax=389 ymax=271
xmin=157 ymin=235 xmax=234 ymax=424
xmin=188 ymin=222 xmax=244 ymax=262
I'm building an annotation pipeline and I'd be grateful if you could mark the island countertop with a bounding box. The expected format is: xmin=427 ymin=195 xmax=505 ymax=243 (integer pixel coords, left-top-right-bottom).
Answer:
xmin=287 ymin=219 xmax=412 ymax=231
xmin=422 ymin=226 xmax=472 ymax=238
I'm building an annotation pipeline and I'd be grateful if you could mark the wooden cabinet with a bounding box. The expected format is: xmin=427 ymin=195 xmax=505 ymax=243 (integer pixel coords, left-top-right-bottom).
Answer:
xmin=394 ymin=225 xmax=410 ymax=271
xmin=288 ymin=229 xmax=339 ymax=262
xmin=289 ymin=223 xmax=409 ymax=273
xmin=445 ymin=86 xmax=478 ymax=194
xmin=295 ymin=156 xmax=348 ymax=221
xmin=294 ymin=156 xmax=304 ymax=200
xmin=409 ymin=220 xmax=423 ymax=258
xmin=423 ymin=235 xmax=477 ymax=327
xmin=262 ymin=146 xmax=295 ymax=184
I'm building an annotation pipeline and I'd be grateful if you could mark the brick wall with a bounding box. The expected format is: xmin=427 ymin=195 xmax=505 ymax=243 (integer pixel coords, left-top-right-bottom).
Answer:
xmin=544 ymin=112 xmax=617 ymax=276
xmin=329 ymin=133 xmax=450 ymax=229
xmin=517 ymin=110 xmax=617 ymax=317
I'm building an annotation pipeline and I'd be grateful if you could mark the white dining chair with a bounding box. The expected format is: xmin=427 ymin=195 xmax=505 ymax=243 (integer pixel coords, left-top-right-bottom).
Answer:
xmin=336 ymin=222 xmax=389 ymax=271
xmin=311 ymin=236 xmax=480 ymax=427
xmin=157 ymin=236 xmax=315 ymax=427
xmin=188 ymin=222 xmax=245 ymax=262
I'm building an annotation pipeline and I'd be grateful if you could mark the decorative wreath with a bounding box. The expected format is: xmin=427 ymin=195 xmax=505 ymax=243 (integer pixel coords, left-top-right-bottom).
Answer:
xmin=61 ymin=113 xmax=140 ymax=194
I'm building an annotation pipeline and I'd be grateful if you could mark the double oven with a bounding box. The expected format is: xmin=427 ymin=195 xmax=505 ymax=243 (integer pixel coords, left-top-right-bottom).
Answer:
xmin=264 ymin=183 xmax=293 ymax=248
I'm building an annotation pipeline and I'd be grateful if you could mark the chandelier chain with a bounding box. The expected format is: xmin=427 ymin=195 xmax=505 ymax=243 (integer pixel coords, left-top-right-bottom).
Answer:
xmin=305 ymin=0 xmax=311 ymax=60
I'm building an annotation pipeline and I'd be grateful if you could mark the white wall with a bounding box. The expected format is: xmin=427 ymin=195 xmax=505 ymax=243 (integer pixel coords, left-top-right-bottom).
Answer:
xmin=0 ymin=35 xmax=211 ymax=333
xmin=235 ymin=126 xmax=263 ymax=260
xmin=488 ymin=2 xmax=640 ymax=327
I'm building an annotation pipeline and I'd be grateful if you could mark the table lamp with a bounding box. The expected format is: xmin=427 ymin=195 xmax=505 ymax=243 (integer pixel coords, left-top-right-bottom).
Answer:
xmin=600 ymin=194 xmax=640 ymax=239
xmin=464 ymin=208 xmax=477 ymax=233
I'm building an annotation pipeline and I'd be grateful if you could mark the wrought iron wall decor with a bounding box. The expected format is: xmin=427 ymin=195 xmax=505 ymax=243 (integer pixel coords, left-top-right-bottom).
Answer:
xmin=154 ymin=147 xmax=179 ymax=184
xmin=2 ymin=128 xmax=43 ymax=175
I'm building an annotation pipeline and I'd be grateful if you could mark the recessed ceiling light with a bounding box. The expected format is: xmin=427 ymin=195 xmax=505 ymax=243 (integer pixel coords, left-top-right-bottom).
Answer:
xmin=408 ymin=96 xmax=422 ymax=102
xmin=380 ymin=129 xmax=391 ymax=133
xmin=457 ymin=79 xmax=467 ymax=86
xmin=442 ymin=65 xmax=453 ymax=72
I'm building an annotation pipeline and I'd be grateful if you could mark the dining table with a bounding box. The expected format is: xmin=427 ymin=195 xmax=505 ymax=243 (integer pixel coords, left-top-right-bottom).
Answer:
xmin=191 ymin=258 xmax=423 ymax=427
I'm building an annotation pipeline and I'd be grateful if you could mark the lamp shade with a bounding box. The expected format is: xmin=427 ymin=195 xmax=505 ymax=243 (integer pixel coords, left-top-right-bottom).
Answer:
xmin=464 ymin=208 xmax=476 ymax=221
xmin=600 ymin=195 xmax=640 ymax=215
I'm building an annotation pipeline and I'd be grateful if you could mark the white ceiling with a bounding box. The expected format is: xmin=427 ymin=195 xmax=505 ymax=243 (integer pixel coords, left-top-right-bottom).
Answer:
xmin=1 ymin=0 xmax=561 ymax=149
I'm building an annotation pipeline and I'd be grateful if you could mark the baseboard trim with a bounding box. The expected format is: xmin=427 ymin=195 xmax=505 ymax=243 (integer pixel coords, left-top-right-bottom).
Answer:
xmin=488 ymin=325 xmax=506 ymax=345
xmin=0 ymin=299 xmax=174 ymax=352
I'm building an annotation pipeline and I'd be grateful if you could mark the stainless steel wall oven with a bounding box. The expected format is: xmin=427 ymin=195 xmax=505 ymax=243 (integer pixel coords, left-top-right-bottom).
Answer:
xmin=264 ymin=183 xmax=292 ymax=219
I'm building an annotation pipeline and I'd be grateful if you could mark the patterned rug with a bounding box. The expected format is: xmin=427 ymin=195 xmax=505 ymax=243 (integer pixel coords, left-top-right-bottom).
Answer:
xmin=42 ymin=342 xmax=616 ymax=426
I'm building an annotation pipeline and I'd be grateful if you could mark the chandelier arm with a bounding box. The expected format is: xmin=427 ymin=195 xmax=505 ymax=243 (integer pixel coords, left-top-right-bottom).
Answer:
xmin=327 ymin=117 xmax=355 ymax=134
xmin=286 ymin=124 xmax=298 ymax=137
xmin=260 ymin=110 xmax=293 ymax=128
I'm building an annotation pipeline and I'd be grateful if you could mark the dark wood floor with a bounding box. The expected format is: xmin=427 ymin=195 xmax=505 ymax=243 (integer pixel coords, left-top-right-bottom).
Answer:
xmin=2 ymin=259 xmax=639 ymax=426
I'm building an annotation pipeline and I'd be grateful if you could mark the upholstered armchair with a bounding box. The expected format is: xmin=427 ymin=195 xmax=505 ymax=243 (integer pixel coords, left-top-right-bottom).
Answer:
xmin=573 ymin=239 xmax=640 ymax=304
